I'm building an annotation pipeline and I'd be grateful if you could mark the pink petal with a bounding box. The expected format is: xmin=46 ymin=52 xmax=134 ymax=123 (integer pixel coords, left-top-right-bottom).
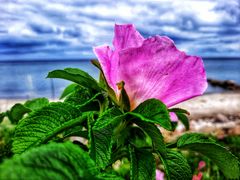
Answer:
xmin=117 ymin=35 xmax=207 ymax=109
xmin=170 ymin=112 xmax=178 ymax=122
xmin=94 ymin=24 xmax=145 ymax=91
xmin=93 ymin=24 xmax=207 ymax=110
xmin=156 ymin=169 xmax=164 ymax=180
xmin=198 ymin=161 xmax=206 ymax=170
xmin=113 ymin=24 xmax=144 ymax=51
xmin=192 ymin=172 xmax=203 ymax=180
xmin=93 ymin=45 xmax=118 ymax=91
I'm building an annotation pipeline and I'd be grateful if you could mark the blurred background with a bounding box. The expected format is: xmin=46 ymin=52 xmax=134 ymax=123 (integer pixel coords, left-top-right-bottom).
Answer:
xmin=0 ymin=0 xmax=239 ymax=99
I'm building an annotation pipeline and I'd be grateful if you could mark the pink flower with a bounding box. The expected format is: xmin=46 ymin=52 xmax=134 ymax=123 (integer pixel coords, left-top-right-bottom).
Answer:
xmin=192 ymin=172 xmax=203 ymax=180
xmin=198 ymin=161 xmax=206 ymax=171
xmin=156 ymin=169 xmax=164 ymax=180
xmin=94 ymin=24 xmax=207 ymax=110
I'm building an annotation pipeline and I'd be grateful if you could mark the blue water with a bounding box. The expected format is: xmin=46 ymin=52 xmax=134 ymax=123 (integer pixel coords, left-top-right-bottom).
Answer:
xmin=0 ymin=58 xmax=239 ymax=99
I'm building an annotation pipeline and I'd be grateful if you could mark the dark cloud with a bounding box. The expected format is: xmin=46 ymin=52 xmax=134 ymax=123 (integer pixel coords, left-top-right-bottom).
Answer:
xmin=29 ymin=23 xmax=55 ymax=34
xmin=0 ymin=39 xmax=44 ymax=49
xmin=0 ymin=0 xmax=239 ymax=60
xmin=217 ymin=28 xmax=240 ymax=36
xmin=63 ymin=28 xmax=82 ymax=38
xmin=0 ymin=37 xmax=69 ymax=48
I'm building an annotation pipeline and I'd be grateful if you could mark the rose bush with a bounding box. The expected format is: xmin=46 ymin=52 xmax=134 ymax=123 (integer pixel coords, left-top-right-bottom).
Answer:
xmin=0 ymin=24 xmax=239 ymax=180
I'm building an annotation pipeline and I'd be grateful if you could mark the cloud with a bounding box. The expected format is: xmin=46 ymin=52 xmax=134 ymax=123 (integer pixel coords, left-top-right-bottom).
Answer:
xmin=0 ymin=0 xmax=239 ymax=60
xmin=29 ymin=23 xmax=55 ymax=34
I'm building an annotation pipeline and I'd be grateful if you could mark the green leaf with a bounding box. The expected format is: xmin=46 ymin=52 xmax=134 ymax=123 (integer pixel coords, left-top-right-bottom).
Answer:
xmin=175 ymin=113 xmax=189 ymax=130
xmin=177 ymin=133 xmax=240 ymax=179
xmin=12 ymin=102 xmax=85 ymax=154
xmin=77 ymin=92 xmax=103 ymax=112
xmin=220 ymin=135 xmax=240 ymax=159
xmin=0 ymin=123 xmax=14 ymax=162
xmin=63 ymin=127 xmax=88 ymax=139
xmin=7 ymin=103 xmax=31 ymax=124
xmin=168 ymin=108 xmax=190 ymax=130
xmin=221 ymin=135 xmax=240 ymax=149
xmin=60 ymin=83 xmax=78 ymax=99
xmin=129 ymin=99 xmax=172 ymax=131
xmin=89 ymin=113 xmax=114 ymax=169
xmin=89 ymin=126 xmax=114 ymax=169
xmin=129 ymin=145 xmax=156 ymax=180
xmin=160 ymin=150 xmax=192 ymax=180
xmin=0 ymin=142 xmax=99 ymax=179
xmin=0 ymin=112 xmax=6 ymax=123
xmin=91 ymin=59 xmax=105 ymax=88
xmin=93 ymin=107 xmax=124 ymax=130
xmin=168 ymin=108 xmax=190 ymax=115
xmin=47 ymin=68 xmax=100 ymax=92
xmin=127 ymin=126 xmax=150 ymax=149
xmin=64 ymin=85 xmax=94 ymax=105
xmin=91 ymin=59 xmax=102 ymax=70
xmin=24 ymin=98 xmax=49 ymax=111
xmin=134 ymin=120 xmax=166 ymax=157
xmin=96 ymin=173 xmax=125 ymax=180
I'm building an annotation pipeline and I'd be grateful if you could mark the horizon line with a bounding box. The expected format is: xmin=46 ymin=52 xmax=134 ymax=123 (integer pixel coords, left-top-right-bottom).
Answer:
xmin=0 ymin=56 xmax=240 ymax=63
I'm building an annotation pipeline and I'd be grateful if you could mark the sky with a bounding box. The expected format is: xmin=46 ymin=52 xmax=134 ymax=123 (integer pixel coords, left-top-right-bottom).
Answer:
xmin=0 ymin=0 xmax=239 ymax=60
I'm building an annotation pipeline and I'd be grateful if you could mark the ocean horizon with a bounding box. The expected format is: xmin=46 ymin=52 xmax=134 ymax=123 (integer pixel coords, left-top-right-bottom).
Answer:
xmin=0 ymin=57 xmax=239 ymax=99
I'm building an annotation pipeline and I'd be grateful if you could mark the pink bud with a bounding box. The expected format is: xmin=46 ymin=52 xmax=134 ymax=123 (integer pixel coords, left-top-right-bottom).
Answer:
xmin=198 ymin=161 xmax=206 ymax=170
xmin=156 ymin=169 xmax=164 ymax=180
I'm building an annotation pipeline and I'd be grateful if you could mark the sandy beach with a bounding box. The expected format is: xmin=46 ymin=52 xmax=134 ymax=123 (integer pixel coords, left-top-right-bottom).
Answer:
xmin=176 ymin=92 xmax=240 ymax=118
xmin=0 ymin=99 xmax=26 ymax=113
xmin=166 ymin=91 xmax=240 ymax=140
xmin=1 ymin=92 xmax=240 ymax=136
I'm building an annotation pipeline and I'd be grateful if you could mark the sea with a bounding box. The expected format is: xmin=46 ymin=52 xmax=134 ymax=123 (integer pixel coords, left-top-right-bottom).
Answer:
xmin=0 ymin=58 xmax=239 ymax=99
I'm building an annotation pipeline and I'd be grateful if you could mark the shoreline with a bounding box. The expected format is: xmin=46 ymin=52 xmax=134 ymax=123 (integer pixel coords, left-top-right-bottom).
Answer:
xmin=174 ymin=91 xmax=240 ymax=119
xmin=1 ymin=91 xmax=239 ymax=116
xmin=1 ymin=92 xmax=240 ymax=136
xmin=166 ymin=91 xmax=240 ymax=139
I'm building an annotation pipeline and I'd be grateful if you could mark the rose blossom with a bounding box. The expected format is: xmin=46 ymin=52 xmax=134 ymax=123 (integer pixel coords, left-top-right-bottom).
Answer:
xmin=94 ymin=24 xmax=207 ymax=110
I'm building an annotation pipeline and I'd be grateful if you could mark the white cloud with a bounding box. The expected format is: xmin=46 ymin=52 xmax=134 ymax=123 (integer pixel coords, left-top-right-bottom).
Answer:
xmin=0 ymin=0 xmax=239 ymax=60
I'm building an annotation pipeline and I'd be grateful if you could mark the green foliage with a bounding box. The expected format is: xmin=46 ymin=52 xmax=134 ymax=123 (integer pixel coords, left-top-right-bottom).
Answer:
xmin=129 ymin=145 xmax=156 ymax=180
xmin=1 ymin=66 xmax=238 ymax=180
xmin=4 ymin=98 xmax=49 ymax=124
xmin=7 ymin=103 xmax=31 ymax=124
xmin=175 ymin=113 xmax=189 ymax=130
xmin=0 ymin=123 xmax=14 ymax=162
xmin=168 ymin=108 xmax=190 ymax=115
xmin=59 ymin=83 xmax=78 ymax=99
xmin=89 ymin=125 xmax=114 ymax=169
xmin=93 ymin=107 xmax=123 ymax=130
xmin=63 ymin=84 xmax=102 ymax=111
xmin=134 ymin=120 xmax=166 ymax=157
xmin=222 ymin=135 xmax=240 ymax=148
xmin=89 ymin=111 xmax=115 ymax=169
xmin=169 ymin=108 xmax=190 ymax=130
xmin=177 ymin=133 xmax=240 ymax=179
xmin=129 ymin=99 xmax=172 ymax=130
xmin=97 ymin=173 xmax=125 ymax=180
xmin=12 ymin=102 xmax=84 ymax=154
xmin=24 ymin=98 xmax=49 ymax=110
xmin=47 ymin=68 xmax=100 ymax=92
xmin=0 ymin=112 xmax=6 ymax=123
xmin=0 ymin=142 xmax=99 ymax=179
xmin=160 ymin=150 xmax=192 ymax=180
